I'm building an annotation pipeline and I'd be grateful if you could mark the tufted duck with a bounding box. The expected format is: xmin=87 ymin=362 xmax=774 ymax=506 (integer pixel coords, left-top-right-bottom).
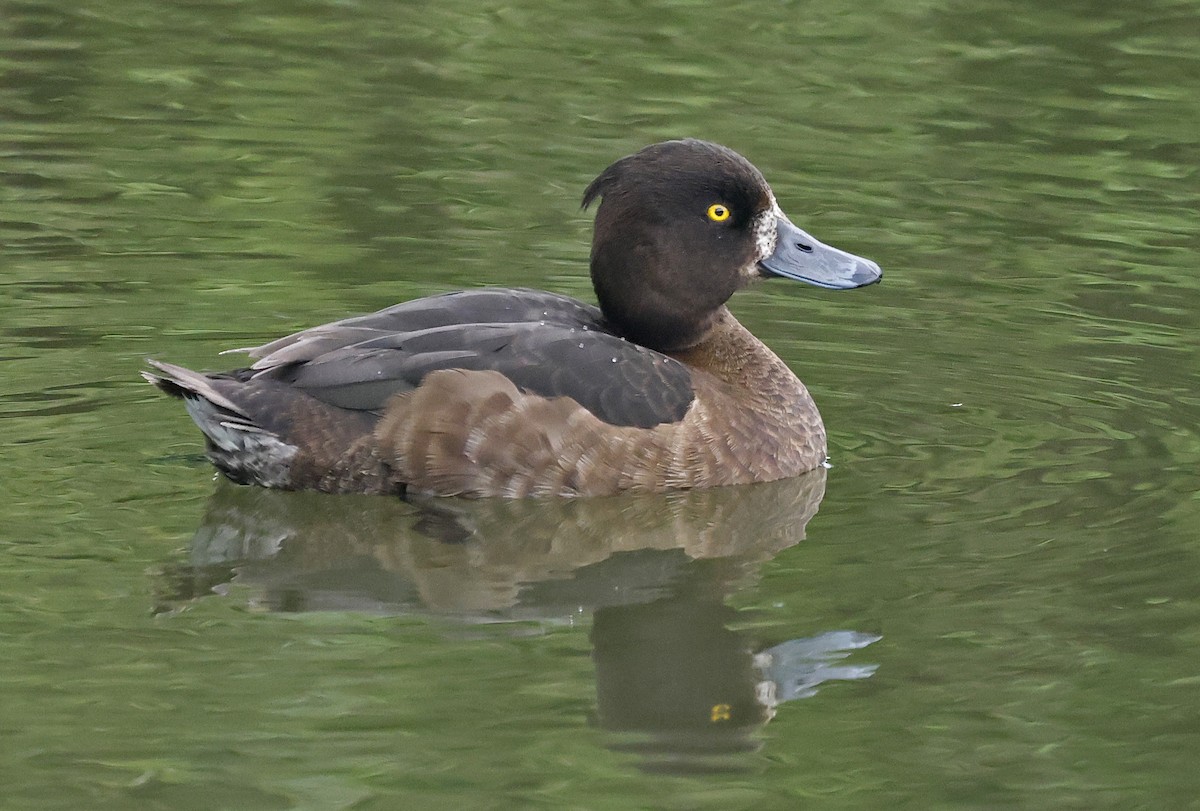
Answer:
xmin=144 ymin=139 xmax=881 ymax=497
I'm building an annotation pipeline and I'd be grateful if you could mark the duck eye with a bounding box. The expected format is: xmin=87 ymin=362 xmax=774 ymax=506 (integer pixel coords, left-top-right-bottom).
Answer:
xmin=706 ymin=204 xmax=731 ymax=222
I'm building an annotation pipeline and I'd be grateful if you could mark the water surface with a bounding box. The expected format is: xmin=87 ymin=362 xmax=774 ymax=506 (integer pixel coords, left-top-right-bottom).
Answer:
xmin=3 ymin=0 xmax=1199 ymax=808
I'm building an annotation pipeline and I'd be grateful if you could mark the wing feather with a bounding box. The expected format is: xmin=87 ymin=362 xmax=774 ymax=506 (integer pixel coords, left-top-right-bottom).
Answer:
xmin=232 ymin=288 xmax=694 ymax=428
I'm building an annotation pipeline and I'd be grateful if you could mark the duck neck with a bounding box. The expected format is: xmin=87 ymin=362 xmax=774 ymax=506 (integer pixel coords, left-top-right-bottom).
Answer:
xmin=668 ymin=307 xmax=815 ymax=418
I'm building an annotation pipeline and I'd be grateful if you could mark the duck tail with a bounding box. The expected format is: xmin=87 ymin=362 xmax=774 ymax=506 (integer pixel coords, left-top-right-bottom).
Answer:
xmin=143 ymin=359 xmax=392 ymax=492
xmin=143 ymin=359 xmax=299 ymax=488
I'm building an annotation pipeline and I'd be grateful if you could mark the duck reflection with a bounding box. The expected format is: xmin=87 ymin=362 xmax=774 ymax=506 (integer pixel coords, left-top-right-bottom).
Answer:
xmin=157 ymin=468 xmax=879 ymax=768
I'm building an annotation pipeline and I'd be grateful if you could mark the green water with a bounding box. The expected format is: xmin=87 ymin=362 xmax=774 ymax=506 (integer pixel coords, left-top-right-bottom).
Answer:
xmin=3 ymin=0 xmax=1198 ymax=807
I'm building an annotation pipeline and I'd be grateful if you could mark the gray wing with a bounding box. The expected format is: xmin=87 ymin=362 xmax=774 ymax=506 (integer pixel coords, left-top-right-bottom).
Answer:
xmin=240 ymin=288 xmax=695 ymax=429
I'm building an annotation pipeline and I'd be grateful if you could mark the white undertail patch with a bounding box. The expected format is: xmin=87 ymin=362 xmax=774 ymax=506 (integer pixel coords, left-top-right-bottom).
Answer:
xmin=181 ymin=394 xmax=298 ymax=488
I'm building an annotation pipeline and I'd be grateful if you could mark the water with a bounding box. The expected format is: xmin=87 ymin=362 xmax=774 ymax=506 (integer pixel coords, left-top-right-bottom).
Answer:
xmin=3 ymin=0 xmax=1199 ymax=807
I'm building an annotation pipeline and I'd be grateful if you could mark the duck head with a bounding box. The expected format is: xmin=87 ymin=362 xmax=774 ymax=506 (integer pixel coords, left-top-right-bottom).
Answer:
xmin=582 ymin=139 xmax=881 ymax=352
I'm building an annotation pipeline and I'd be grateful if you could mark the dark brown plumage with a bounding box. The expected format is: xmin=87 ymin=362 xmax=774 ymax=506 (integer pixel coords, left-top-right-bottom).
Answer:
xmin=144 ymin=139 xmax=881 ymax=498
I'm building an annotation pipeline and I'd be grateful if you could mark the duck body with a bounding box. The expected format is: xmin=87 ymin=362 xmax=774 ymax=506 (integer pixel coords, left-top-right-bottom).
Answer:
xmin=145 ymin=140 xmax=881 ymax=498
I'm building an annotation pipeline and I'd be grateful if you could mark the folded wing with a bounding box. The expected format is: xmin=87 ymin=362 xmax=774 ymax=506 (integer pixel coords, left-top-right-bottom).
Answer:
xmin=238 ymin=288 xmax=695 ymax=429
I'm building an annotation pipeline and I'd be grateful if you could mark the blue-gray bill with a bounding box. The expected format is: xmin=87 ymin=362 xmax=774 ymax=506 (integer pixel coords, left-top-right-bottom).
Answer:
xmin=759 ymin=215 xmax=882 ymax=290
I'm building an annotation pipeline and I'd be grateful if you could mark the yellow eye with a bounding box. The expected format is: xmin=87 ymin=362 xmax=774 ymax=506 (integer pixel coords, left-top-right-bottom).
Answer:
xmin=707 ymin=203 xmax=730 ymax=222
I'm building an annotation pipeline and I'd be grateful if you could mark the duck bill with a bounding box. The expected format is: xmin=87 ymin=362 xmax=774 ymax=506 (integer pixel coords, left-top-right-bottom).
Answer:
xmin=758 ymin=214 xmax=882 ymax=289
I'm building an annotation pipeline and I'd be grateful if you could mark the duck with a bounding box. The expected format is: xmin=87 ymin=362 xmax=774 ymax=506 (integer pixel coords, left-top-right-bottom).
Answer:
xmin=144 ymin=139 xmax=882 ymax=498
